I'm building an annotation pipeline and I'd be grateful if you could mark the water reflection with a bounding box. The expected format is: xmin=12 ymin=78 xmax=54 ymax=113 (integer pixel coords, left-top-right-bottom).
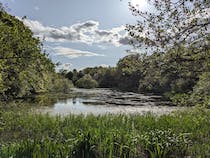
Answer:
xmin=34 ymin=88 xmax=183 ymax=116
xmin=72 ymin=97 xmax=76 ymax=104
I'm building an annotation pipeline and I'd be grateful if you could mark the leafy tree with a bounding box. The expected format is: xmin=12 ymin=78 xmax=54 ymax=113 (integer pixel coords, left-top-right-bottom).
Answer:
xmin=125 ymin=0 xmax=210 ymax=106
xmin=65 ymin=71 xmax=74 ymax=80
xmin=127 ymin=0 xmax=210 ymax=52
xmin=71 ymin=69 xmax=79 ymax=84
xmin=138 ymin=52 xmax=165 ymax=93
xmin=116 ymin=54 xmax=143 ymax=91
xmin=47 ymin=74 xmax=73 ymax=93
xmin=75 ymin=74 xmax=98 ymax=89
xmin=0 ymin=8 xmax=72 ymax=99
xmin=81 ymin=66 xmax=117 ymax=88
xmin=98 ymin=67 xmax=117 ymax=88
xmin=190 ymin=71 xmax=210 ymax=107
xmin=78 ymin=70 xmax=85 ymax=79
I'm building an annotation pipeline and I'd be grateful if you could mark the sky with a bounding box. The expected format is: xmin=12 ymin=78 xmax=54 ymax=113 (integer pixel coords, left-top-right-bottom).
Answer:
xmin=1 ymin=0 xmax=148 ymax=70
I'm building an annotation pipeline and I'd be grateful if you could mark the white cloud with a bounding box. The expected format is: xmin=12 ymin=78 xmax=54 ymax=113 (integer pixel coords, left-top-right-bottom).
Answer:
xmin=53 ymin=46 xmax=105 ymax=59
xmin=22 ymin=19 xmax=131 ymax=47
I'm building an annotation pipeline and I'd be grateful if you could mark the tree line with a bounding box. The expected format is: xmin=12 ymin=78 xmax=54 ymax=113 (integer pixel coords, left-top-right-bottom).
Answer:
xmin=61 ymin=0 xmax=210 ymax=107
xmin=62 ymin=44 xmax=209 ymax=107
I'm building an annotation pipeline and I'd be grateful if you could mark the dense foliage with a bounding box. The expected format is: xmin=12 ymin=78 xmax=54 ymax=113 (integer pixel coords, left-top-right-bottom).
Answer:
xmin=0 ymin=105 xmax=209 ymax=157
xmin=76 ymin=74 xmax=98 ymax=89
xmin=63 ymin=45 xmax=209 ymax=107
xmin=0 ymin=8 xmax=73 ymax=99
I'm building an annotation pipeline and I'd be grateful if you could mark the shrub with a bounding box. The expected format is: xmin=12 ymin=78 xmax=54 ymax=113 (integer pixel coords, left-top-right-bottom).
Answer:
xmin=170 ymin=93 xmax=192 ymax=106
xmin=48 ymin=75 xmax=73 ymax=93
xmin=190 ymin=72 xmax=210 ymax=108
xmin=76 ymin=75 xmax=98 ymax=89
xmin=170 ymin=72 xmax=210 ymax=108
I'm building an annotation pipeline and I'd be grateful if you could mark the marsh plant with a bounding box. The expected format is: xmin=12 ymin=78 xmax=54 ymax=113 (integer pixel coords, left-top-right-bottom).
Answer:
xmin=140 ymin=129 xmax=190 ymax=158
xmin=0 ymin=106 xmax=209 ymax=158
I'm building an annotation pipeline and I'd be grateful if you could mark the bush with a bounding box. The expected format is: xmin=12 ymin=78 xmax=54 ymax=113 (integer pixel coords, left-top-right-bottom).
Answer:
xmin=170 ymin=93 xmax=192 ymax=106
xmin=190 ymin=72 xmax=210 ymax=108
xmin=76 ymin=75 xmax=98 ymax=89
xmin=48 ymin=75 xmax=73 ymax=93
xmin=170 ymin=72 xmax=210 ymax=108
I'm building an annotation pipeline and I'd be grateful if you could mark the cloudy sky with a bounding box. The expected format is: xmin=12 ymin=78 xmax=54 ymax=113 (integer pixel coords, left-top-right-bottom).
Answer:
xmin=2 ymin=0 xmax=148 ymax=70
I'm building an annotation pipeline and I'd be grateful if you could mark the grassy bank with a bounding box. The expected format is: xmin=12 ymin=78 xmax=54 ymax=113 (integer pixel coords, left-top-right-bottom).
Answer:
xmin=0 ymin=105 xmax=209 ymax=158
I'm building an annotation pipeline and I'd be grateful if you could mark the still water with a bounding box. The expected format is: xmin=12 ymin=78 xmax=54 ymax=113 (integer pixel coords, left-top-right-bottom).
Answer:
xmin=35 ymin=88 xmax=183 ymax=116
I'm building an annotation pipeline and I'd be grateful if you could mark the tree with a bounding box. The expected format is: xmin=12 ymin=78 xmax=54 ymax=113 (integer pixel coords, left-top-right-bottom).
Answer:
xmin=65 ymin=71 xmax=73 ymax=80
xmin=138 ymin=52 xmax=165 ymax=93
xmin=98 ymin=67 xmax=117 ymax=88
xmin=138 ymin=46 xmax=207 ymax=94
xmin=0 ymin=8 xmax=73 ymax=99
xmin=116 ymin=54 xmax=143 ymax=91
xmin=190 ymin=71 xmax=210 ymax=107
xmin=75 ymin=74 xmax=98 ymax=89
xmin=127 ymin=0 xmax=210 ymax=52
xmin=71 ymin=69 xmax=79 ymax=84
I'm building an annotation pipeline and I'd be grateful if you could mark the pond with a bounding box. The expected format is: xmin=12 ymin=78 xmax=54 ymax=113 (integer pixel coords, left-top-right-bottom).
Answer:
xmin=34 ymin=88 xmax=183 ymax=116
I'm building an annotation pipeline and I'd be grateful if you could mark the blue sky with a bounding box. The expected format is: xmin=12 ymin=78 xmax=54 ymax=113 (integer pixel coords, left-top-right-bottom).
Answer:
xmin=2 ymin=0 xmax=146 ymax=70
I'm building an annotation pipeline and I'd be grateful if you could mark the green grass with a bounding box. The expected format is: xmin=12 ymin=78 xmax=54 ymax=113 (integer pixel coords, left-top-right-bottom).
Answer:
xmin=0 ymin=105 xmax=209 ymax=158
